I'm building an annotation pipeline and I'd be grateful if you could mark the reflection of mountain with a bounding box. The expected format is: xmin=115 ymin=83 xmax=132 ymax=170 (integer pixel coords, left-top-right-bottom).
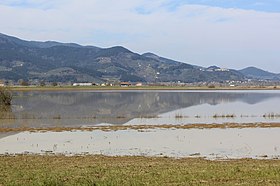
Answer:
xmin=193 ymin=92 xmax=280 ymax=105
xmin=8 ymin=91 xmax=280 ymax=127
xmin=236 ymin=93 xmax=279 ymax=105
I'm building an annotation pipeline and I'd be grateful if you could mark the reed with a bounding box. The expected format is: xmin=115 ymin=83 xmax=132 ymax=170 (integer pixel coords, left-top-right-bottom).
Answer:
xmin=213 ymin=114 xmax=236 ymax=118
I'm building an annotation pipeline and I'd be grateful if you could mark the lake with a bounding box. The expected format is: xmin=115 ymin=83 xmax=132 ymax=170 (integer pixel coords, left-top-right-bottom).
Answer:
xmin=2 ymin=90 xmax=280 ymax=128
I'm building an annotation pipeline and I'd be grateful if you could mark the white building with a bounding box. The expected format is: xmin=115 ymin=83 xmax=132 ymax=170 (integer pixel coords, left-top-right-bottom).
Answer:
xmin=0 ymin=81 xmax=4 ymax=87
xmin=73 ymin=83 xmax=93 ymax=86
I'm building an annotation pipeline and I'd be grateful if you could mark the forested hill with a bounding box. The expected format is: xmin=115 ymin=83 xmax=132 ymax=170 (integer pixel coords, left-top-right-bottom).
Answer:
xmin=0 ymin=33 xmax=245 ymax=83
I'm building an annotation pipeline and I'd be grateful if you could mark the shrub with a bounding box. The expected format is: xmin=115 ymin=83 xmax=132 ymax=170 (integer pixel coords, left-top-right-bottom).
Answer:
xmin=208 ymin=85 xmax=215 ymax=88
xmin=0 ymin=87 xmax=12 ymax=106
xmin=52 ymin=82 xmax=58 ymax=86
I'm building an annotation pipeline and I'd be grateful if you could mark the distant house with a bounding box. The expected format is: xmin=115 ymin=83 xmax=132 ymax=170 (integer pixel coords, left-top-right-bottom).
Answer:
xmin=135 ymin=82 xmax=143 ymax=87
xmin=73 ymin=83 xmax=93 ymax=86
xmin=120 ymin=82 xmax=131 ymax=87
xmin=0 ymin=80 xmax=4 ymax=87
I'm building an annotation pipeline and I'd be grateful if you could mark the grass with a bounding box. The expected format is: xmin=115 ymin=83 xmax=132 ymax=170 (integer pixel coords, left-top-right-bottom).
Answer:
xmin=0 ymin=155 xmax=280 ymax=185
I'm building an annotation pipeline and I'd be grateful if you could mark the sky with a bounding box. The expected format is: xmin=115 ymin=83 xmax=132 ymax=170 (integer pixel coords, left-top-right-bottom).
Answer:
xmin=0 ymin=0 xmax=280 ymax=72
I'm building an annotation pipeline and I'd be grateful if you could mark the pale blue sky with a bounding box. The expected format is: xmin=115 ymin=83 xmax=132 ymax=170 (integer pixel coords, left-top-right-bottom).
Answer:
xmin=0 ymin=0 xmax=280 ymax=72
xmin=164 ymin=0 xmax=280 ymax=12
xmin=2 ymin=0 xmax=280 ymax=12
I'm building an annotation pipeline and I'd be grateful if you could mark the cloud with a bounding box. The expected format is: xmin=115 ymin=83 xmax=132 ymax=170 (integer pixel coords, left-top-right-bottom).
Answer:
xmin=160 ymin=0 xmax=280 ymax=13
xmin=0 ymin=0 xmax=280 ymax=72
xmin=0 ymin=0 xmax=67 ymax=10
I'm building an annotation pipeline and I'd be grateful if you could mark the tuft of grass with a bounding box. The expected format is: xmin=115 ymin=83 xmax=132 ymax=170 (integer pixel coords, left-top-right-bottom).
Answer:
xmin=53 ymin=115 xmax=61 ymax=120
xmin=116 ymin=116 xmax=126 ymax=119
xmin=140 ymin=115 xmax=159 ymax=119
xmin=0 ymin=155 xmax=280 ymax=185
xmin=175 ymin=113 xmax=184 ymax=119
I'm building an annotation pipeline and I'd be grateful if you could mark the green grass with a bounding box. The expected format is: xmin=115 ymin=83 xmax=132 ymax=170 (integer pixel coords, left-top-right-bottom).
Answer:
xmin=1 ymin=155 xmax=280 ymax=185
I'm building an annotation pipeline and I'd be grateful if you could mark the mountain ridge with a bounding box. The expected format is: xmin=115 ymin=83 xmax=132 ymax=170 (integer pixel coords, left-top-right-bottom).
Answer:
xmin=239 ymin=67 xmax=280 ymax=80
xmin=0 ymin=33 xmax=274 ymax=83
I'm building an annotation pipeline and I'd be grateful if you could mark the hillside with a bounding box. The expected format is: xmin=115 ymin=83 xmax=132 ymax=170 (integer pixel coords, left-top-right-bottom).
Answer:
xmin=239 ymin=67 xmax=280 ymax=80
xmin=0 ymin=33 xmax=245 ymax=83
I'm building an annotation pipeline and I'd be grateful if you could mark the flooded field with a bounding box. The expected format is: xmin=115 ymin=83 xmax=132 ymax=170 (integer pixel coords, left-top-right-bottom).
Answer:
xmin=1 ymin=90 xmax=280 ymax=159
xmin=1 ymin=128 xmax=280 ymax=159
xmin=2 ymin=90 xmax=280 ymax=128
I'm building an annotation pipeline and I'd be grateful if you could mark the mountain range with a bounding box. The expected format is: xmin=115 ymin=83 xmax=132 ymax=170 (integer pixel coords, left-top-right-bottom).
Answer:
xmin=0 ymin=33 xmax=278 ymax=83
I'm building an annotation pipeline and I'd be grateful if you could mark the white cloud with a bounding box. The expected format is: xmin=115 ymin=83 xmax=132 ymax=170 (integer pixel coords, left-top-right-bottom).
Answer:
xmin=0 ymin=0 xmax=280 ymax=72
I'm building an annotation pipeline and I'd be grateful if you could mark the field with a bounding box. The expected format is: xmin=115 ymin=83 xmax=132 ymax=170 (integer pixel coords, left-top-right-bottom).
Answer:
xmin=1 ymin=155 xmax=280 ymax=186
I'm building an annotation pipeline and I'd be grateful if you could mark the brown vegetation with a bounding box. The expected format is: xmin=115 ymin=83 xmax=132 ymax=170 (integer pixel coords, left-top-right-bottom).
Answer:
xmin=1 ymin=122 xmax=280 ymax=133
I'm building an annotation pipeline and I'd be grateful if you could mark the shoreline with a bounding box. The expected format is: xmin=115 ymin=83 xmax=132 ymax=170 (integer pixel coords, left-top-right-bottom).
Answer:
xmin=8 ymin=85 xmax=280 ymax=92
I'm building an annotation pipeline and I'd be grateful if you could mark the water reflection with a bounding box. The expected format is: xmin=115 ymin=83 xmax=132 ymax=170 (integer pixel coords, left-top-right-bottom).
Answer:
xmin=2 ymin=90 xmax=280 ymax=128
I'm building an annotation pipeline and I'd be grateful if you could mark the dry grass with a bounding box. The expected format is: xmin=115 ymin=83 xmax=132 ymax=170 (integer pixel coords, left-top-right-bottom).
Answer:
xmin=1 ymin=122 xmax=280 ymax=133
xmin=263 ymin=113 xmax=280 ymax=118
xmin=213 ymin=114 xmax=236 ymax=118
xmin=0 ymin=155 xmax=280 ymax=185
